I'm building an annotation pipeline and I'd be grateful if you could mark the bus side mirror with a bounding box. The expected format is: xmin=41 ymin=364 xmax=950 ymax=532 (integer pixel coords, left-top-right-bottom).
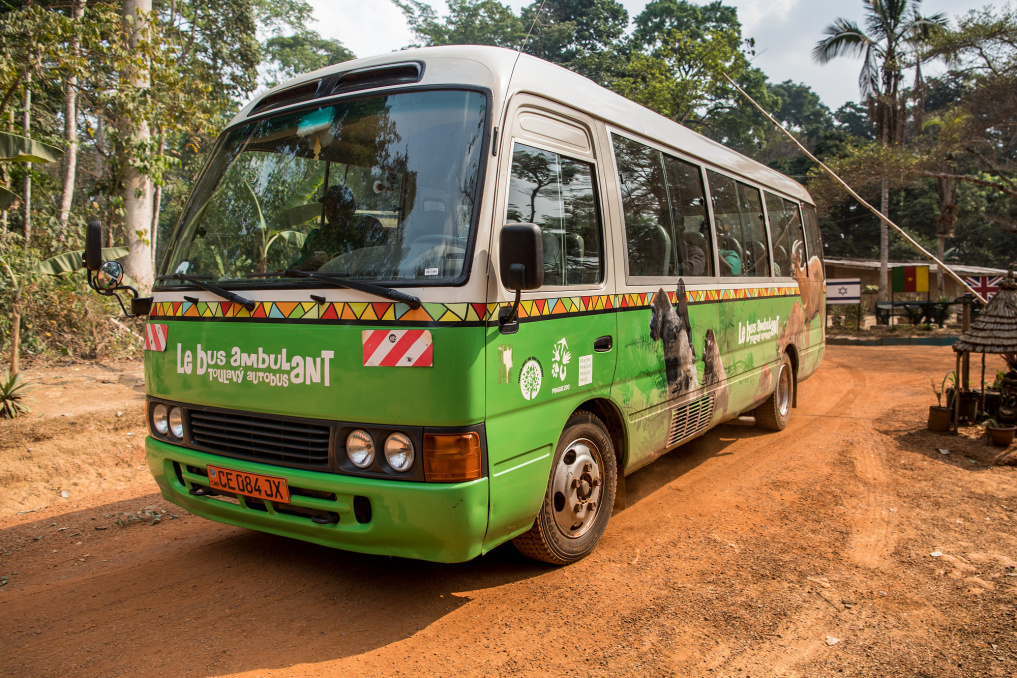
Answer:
xmin=85 ymin=220 xmax=103 ymax=272
xmin=498 ymin=223 xmax=544 ymax=333
xmin=85 ymin=219 xmax=152 ymax=318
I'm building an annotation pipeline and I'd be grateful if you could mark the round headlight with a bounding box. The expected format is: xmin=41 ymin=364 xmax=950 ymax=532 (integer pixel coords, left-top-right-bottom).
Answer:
xmin=347 ymin=430 xmax=375 ymax=468
xmin=168 ymin=406 xmax=184 ymax=439
xmin=384 ymin=432 xmax=415 ymax=472
xmin=152 ymin=403 xmax=169 ymax=435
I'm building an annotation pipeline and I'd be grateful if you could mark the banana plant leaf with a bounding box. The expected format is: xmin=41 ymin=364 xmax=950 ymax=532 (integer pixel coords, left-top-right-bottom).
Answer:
xmin=0 ymin=185 xmax=17 ymax=211
xmin=268 ymin=230 xmax=307 ymax=250
xmin=0 ymin=132 xmax=63 ymax=163
xmin=273 ymin=203 xmax=321 ymax=230
xmin=35 ymin=247 xmax=130 ymax=276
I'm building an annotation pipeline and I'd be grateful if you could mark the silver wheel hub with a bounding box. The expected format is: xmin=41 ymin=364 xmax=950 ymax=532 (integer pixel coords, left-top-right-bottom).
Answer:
xmin=777 ymin=365 xmax=791 ymax=417
xmin=551 ymin=439 xmax=603 ymax=538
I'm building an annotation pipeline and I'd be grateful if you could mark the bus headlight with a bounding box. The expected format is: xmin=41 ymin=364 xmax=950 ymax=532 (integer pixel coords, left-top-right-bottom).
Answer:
xmin=384 ymin=433 xmax=415 ymax=472
xmin=151 ymin=403 xmax=169 ymax=435
xmin=347 ymin=430 xmax=375 ymax=468
xmin=168 ymin=407 xmax=184 ymax=439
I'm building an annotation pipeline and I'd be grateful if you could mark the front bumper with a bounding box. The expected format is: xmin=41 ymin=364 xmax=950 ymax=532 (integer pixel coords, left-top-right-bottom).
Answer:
xmin=147 ymin=437 xmax=490 ymax=563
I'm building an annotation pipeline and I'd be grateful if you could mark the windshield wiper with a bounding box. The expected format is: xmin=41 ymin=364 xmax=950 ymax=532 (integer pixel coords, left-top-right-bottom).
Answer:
xmin=247 ymin=270 xmax=421 ymax=309
xmin=156 ymin=274 xmax=256 ymax=311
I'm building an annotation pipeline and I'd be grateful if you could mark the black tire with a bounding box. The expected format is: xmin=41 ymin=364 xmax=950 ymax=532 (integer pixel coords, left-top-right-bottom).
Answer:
xmin=513 ymin=411 xmax=617 ymax=565
xmin=756 ymin=353 xmax=794 ymax=431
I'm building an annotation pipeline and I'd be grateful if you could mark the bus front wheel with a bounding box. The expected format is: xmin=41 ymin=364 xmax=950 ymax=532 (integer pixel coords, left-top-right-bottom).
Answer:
xmin=755 ymin=353 xmax=794 ymax=431
xmin=513 ymin=411 xmax=617 ymax=565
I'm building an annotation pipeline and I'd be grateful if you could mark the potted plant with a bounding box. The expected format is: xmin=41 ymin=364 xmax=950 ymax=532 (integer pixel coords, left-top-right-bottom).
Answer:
xmin=984 ymin=418 xmax=1016 ymax=448
xmin=928 ymin=372 xmax=955 ymax=432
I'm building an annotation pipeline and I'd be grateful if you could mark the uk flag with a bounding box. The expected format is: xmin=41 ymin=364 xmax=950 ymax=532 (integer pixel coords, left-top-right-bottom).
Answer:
xmin=964 ymin=276 xmax=1004 ymax=301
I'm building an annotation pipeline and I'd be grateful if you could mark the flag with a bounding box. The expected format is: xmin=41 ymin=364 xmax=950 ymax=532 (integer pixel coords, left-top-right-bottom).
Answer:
xmin=963 ymin=276 xmax=1003 ymax=300
xmin=891 ymin=265 xmax=929 ymax=293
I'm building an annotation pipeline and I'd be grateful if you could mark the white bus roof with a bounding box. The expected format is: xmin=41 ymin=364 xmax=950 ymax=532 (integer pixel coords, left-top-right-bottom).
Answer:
xmin=233 ymin=45 xmax=812 ymax=205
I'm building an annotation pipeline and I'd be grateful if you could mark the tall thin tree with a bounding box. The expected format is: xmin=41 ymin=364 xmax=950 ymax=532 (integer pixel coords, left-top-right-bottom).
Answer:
xmin=58 ymin=0 xmax=86 ymax=237
xmin=813 ymin=0 xmax=945 ymax=300
xmin=121 ymin=0 xmax=153 ymax=291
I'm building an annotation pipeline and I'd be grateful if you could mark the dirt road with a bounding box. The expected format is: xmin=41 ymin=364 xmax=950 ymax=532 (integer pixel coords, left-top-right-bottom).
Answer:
xmin=2 ymin=345 xmax=1016 ymax=678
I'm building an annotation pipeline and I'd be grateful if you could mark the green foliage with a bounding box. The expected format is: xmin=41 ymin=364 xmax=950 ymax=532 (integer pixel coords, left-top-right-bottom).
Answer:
xmin=0 ymin=132 xmax=63 ymax=163
xmin=0 ymin=369 xmax=32 ymax=419
xmin=264 ymin=30 xmax=354 ymax=87
xmin=34 ymin=247 xmax=130 ymax=276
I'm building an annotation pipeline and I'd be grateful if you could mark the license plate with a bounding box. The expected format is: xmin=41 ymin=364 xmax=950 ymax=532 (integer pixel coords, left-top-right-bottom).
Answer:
xmin=206 ymin=465 xmax=290 ymax=503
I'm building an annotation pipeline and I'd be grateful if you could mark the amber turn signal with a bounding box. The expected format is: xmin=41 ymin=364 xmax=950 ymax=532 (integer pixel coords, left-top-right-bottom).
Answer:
xmin=423 ymin=432 xmax=482 ymax=482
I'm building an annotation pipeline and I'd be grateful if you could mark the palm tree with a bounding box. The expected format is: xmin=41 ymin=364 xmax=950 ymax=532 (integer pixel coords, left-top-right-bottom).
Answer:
xmin=813 ymin=0 xmax=945 ymax=301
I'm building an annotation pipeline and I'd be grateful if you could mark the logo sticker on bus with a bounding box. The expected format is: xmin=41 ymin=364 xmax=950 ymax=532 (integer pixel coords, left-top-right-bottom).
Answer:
xmin=519 ymin=358 xmax=542 ymax=400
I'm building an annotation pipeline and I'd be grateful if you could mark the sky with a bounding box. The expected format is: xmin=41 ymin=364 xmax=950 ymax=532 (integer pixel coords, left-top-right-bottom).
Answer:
xmin=307 ymin=0 xmax=1000 ymax=112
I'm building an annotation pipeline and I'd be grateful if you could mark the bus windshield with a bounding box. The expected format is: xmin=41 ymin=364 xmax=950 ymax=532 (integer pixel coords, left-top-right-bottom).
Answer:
xmin=160 ymin=89 xmax=487 ymax=286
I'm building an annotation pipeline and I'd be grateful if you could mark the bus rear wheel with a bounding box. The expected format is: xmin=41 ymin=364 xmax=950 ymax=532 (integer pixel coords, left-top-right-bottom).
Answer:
xmin=513 ymin=411 xmax=617 ymax=565
xmin=755 ymin=353 xmax=794 ymax=431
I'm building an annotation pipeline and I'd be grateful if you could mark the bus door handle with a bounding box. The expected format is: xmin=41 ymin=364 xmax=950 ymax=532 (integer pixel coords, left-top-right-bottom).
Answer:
xmin=594 ymin=335 xmax=613 ymax=352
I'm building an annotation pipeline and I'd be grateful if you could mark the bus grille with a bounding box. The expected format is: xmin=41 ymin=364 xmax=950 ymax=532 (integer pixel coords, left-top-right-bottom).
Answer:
xmin=666 ymin=393 xmax=715 ymax=447
xmin=187 ymin=410 xmax=331 ymax=467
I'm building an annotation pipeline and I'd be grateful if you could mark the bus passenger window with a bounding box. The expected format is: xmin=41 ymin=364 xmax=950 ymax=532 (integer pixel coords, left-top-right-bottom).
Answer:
xmin=708 ymin=171 xmax=769 ymax=278
xmin=764 ymin=192 xmax=805 ymax=277
xmin=662 ymin=154 xmax=713 ymax=277
xmin=613 ymin=136 xmax=672 ymax=277
xmin=612 ymin=134 xmax=713 ymax=279
xmin=506 ymin=143 xmax=604 ymax=286
xmin=801 ymin=203 xmax=824 ymax=266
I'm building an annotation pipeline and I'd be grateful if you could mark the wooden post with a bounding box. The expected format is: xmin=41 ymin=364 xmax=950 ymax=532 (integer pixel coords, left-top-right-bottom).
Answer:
xmin=962 ymin=304 xmax=971 ymax=390
xmin=954 ymin=352 xmax=962 ymax=433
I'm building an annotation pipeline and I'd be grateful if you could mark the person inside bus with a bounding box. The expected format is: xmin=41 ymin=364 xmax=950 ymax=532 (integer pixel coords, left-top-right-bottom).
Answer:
xmin=289 ymin=184 xmax=386 ymax=271
xmin=717 ymin=235 xmax=742 ymax=276
xmin=682 ymin=230 xmax=708 ymax=276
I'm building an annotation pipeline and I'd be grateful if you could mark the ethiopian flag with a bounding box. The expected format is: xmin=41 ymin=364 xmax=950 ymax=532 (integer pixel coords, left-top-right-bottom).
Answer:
xmin=892 ymin=265 xmax=929 ymax=293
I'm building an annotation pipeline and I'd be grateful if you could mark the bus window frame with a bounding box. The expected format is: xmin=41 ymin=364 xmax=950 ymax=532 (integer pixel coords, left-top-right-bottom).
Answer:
xmin=606 ymin=128 xmax=720 ymax=285
xmin=494 ymin=98 xmax=612 ymax=296
xmin=761 ymin=191 xmax=805 ymax=280
xmin=704 ymin=166 xmax=775 ymax=282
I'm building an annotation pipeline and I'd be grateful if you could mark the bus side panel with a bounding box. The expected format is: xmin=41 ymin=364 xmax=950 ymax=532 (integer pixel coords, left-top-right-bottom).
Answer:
xmin=612 ymin=288 xmax=815 ymax=474
xmin=610 ymin=294 xmax=721 ymax=473
xmin=482 ymin=312 xmax=617 ymax=552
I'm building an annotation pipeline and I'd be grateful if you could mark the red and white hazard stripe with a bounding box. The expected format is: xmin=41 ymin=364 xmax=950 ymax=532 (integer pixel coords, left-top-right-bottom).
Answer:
xmin=362 ymin=329 xmax=433 ymax=367
xmin=144 ymin=324 xmax=168 ymax=352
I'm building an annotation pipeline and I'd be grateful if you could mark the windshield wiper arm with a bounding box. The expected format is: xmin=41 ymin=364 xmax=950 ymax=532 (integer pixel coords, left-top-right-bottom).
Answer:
xmin=157 ymin=274 xmax=256 ymax=311
xmin=250 ymin=270 xmax=421 ymax=309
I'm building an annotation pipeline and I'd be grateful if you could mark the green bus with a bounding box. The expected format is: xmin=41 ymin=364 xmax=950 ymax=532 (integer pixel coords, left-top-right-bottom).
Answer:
xmin=87 ymin=46 xmax=825 ymax=564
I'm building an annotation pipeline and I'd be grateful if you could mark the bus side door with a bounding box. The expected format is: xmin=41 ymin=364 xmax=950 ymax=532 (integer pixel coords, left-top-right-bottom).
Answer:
xmin=482 ymin=101 xmax=618 ymax=550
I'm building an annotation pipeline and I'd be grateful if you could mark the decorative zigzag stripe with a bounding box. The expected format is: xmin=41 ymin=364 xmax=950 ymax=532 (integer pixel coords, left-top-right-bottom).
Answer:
xmin=150 ymin=286 xmax=801 ymax=323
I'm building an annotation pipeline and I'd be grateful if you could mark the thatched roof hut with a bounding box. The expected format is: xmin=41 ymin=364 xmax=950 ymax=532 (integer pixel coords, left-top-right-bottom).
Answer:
xmin=954 ymin=264 xmax=1017 ymax=355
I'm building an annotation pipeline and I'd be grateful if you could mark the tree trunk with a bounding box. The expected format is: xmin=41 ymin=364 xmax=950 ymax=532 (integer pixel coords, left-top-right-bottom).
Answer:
xmin=151 ymin=129 xmax=165 ymax=271
xmin=878 ymin=176 xmax=889 ymax=302
xmin=121 ymin=0 xmax=154 ymax=291
xmin=935 ymin=176 xmax=958 ymax=299
xmin=1 ymin=110 xmax=12 ymax=234
xmin=57 ymin=0 xmax=85 ymax=239
xmin=10 ymin=287 xmax=21 ymax=375
xmin=22 ymin=71 xmax=31 ymax=247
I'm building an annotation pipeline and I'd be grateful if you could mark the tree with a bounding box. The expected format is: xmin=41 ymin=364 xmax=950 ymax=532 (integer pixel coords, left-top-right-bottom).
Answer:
xmin=813 ymin=0 xmax=946 ymax=300
xmin=263 ymin=30 xmax=354 ymax=87
xmin=394 ymin=0 xmax=524 ymax=49
xmin=615 ymin=0 xmax=777 ymax=151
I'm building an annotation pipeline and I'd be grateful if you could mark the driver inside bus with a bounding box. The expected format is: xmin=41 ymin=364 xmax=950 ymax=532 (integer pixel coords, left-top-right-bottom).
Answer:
xmin=289 ymin=184 xmax=386 ymax=271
